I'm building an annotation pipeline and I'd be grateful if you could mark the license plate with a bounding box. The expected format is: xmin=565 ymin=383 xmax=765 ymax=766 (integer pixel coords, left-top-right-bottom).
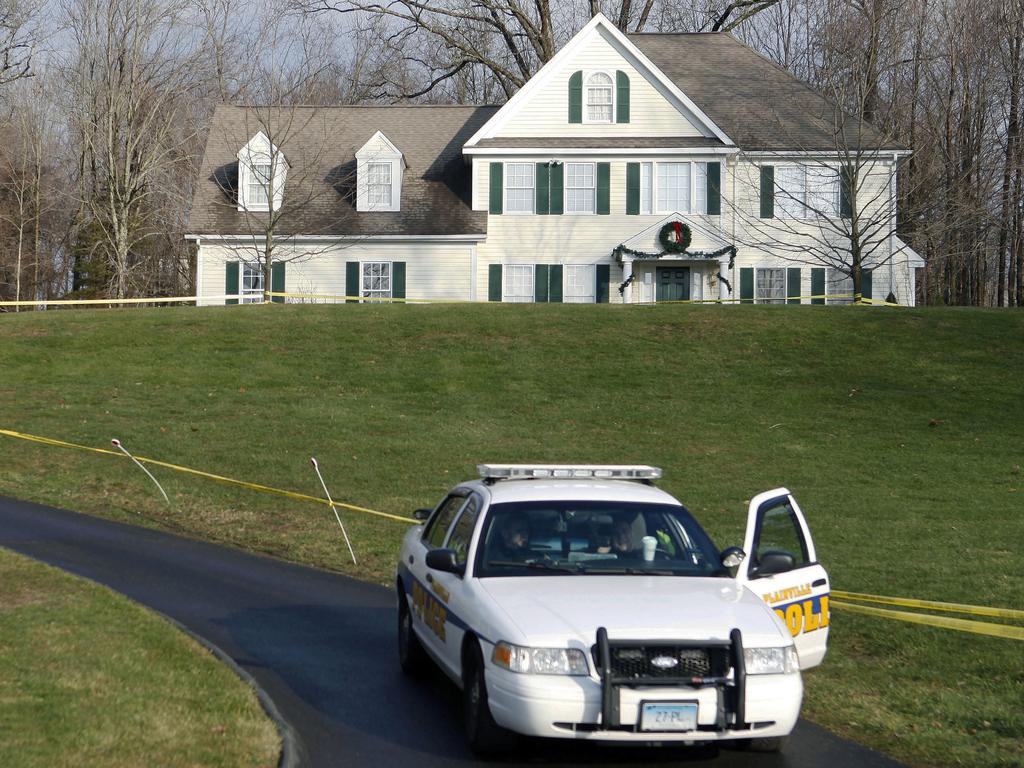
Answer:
xmin=639 ymin=701 xmax=698 ymax=732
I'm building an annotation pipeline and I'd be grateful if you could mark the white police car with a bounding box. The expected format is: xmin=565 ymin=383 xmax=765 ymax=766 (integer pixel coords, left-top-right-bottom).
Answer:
xmin=396 ymin=465 xmax=829 ymax=754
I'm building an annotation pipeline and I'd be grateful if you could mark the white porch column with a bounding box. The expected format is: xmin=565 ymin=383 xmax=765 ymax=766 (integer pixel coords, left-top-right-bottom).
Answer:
xmin=718 ymin=258 xmax=731 ymax=303
xmin=622 ymin=260 xmax=633 ymax=304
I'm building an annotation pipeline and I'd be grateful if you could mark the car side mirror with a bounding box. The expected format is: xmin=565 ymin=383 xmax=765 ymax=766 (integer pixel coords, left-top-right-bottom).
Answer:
xmin=425 ymin=548 xmax=462 ymax=574
xmin=720 ymin=546 xmax=746 ymax=569
xmin=753 ymin=550 xmax=796 ymax=576
xmin=412 ymin=508 xmax=432 ymax=521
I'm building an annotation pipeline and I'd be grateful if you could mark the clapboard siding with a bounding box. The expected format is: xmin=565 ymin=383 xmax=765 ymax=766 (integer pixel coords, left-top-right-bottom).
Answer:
xmin=495 ymin=28 xmax=705 ymax=139
xmin=196 ymin=241 xmax=475 ymax=305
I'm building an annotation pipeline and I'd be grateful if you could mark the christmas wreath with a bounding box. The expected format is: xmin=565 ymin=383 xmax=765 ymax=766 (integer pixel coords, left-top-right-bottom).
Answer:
xmin=658 ymin=221 xmax=692 ymax=253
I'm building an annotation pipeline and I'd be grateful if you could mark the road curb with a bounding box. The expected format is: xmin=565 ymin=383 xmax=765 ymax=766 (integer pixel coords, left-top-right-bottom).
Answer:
xmin=156 ymin=610 xmax=303 ymax=768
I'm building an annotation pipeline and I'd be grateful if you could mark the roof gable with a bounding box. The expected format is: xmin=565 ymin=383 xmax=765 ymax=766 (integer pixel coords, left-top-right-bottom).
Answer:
xmin=465 ymin=13 xmax=733 ymax=147
xmin=355 ymin=130 xmax=404 ymax=162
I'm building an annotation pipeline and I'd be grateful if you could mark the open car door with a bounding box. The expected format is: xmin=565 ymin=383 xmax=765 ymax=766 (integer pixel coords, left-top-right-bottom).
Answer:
xmin=737 ymin=488 xmax=830 ymax=669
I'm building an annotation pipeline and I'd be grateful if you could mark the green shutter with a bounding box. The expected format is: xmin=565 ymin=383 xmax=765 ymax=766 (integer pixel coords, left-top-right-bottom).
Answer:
xmin=596 ymin=162 xmax=610 ymax=215
xmin=707 ymin=162 xmax=721 ymax=215
xmin=616 ymin=71 xmax=630 ymax=123
xmin=535 ymin=163 xmax=550 ymax=215
xmin=626 ymin=162 xmax=640 ymax=215
xmin=271 ymin=261 xmax=285 ymax=303
xmin=786 ymin=267 xmax=801 ymax=305
xmin=534 ymin=264 xmax=549 ymax=303
xmin=568 ymin=71 xmax=583 ymax=124
xmin=596 ymin=264 xmax=610 ymax=303
xmin=840 ymin=166 xmax=853 ymax=218
xmin=488 ymin=264 xmax=502 ymax=302
xmin=345 ymin=261 xmax=359 ymax=303
xmin=392 ymin=261 xmax=406 ymax=300
xmin=225 ymin=261 xmax=239 ymax=305
xmin=549 ymin=163 xmax=564 ymax=215
xmin=811 ymin=267 xmax=825 ymax=305
xmin=760 ymin=166 xmax=775 ymax=219
xmin=861 ymin=269 xmax=873 ymax=301
xmin=489 ymin=162 xmax=503 ymax=214
xmin=549 ymin=265 xmax=563 ymax=303
xmin=740 ymin=267 xmax=754 ymax=304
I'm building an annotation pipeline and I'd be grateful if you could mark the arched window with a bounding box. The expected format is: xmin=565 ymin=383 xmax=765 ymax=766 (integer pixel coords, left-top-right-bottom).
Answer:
xmin=585 ymin=72 xmax=613 ymax=123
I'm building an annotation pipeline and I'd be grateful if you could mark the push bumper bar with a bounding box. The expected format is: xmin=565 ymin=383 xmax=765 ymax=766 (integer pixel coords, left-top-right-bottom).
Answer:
xmin=595 ymin=626 xmax=748 ymax=732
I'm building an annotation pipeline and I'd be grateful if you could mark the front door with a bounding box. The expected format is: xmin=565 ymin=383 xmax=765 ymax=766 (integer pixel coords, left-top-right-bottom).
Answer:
xmin=656 ymin=267 xmax=690 ymax=302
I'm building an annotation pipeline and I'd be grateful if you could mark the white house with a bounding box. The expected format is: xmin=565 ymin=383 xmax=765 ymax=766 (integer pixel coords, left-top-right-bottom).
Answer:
xmin=187 ymin=14 xmax=923 ymax=307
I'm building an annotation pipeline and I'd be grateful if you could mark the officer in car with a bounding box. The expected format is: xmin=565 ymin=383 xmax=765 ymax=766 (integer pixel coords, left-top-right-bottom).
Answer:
xmin=492 ymin=513 xmax=531 ymax=559
xmin=595 ymin=516 xmax=640 ymax=556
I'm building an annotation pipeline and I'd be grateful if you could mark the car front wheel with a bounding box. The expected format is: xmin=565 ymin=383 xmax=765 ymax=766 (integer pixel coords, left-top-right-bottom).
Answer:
xmin=744 ymin=735 xmax=789 ymax=753
xmin=397 ymin=588 xmax=426 ymax=675
xmin=463 ymin=641 xmax=514 ymax=754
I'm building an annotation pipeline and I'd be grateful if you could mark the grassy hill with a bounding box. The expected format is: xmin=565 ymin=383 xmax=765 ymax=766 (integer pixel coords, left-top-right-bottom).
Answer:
xmin=0 ymin=547 xmax=279 ymax=767
xmin=1 ymin=303 xmax=1022 ymax=767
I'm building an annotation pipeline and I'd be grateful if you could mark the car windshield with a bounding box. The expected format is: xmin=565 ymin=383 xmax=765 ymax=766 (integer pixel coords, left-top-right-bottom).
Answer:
xmin=475 ymin=501 xmax=725 ymax=578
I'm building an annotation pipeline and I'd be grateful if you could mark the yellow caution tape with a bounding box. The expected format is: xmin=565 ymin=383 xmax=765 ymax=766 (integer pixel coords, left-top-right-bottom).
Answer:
xmin=1 ymin=291 xmax=904 ymax=309
xmin=832 ymin=590 xmax=1024 ymax=620
xmin=831 ymin=600 xmax=1024 ymax=640
xmin=0 ymin=428 xmax=415 ymax=525
xmin=267 ymin=292 xmax=472 ymax=305
xmin=0 ymin=295 xmax=248 ymax=307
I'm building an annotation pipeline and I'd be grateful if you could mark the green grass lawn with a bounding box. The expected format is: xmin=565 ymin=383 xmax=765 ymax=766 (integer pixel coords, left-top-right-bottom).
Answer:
xmin=0 ymin=546 xmax=280 ymax=768
xmin=1 ymin=303 xmax=1022 ymax=768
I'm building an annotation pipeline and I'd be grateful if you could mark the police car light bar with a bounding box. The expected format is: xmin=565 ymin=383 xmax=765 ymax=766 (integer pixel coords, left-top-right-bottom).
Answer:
xmin=477 ymin=464 xmax=663 ymax=481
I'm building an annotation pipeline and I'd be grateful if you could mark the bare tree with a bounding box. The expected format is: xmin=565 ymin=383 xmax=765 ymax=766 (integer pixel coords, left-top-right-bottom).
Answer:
xmin=0 ymin=0 xmax=37 ymax=86
xmin=64 ymin=0 xmax=203 ymax=300
xmin=0 ymin=79 xmax=62 ymax=308
xmin=292 ymin=1 xmax=681 ymax=103
xmin=197 ymin=13 xmax=366 ymax=301
xmin=723 ymin=0 xmax=919 ymax=303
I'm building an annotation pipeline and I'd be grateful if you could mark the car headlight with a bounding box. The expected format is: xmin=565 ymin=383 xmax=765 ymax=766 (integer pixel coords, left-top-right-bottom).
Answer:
xmin=744 ymin=645 xmax=799 ymax=675
xmin=492 ymin=642 xmax=590 ymax=675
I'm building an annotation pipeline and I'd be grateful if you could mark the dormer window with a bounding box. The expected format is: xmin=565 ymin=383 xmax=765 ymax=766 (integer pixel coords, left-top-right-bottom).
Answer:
xmin=585 ymin=72 xmax=614 ymax=123
xmin=237 ymin=132 xmax=286 ymax=212
xmin=356 ymin=131 xmax=403 ymax=212
xmin=367 ymin=162 xmax=393 ymax=208
xmin=248 ymin=162 xmax=271 ymax=207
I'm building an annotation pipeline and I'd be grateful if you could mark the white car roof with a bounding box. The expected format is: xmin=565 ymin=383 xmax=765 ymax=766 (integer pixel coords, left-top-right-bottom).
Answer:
xmin=471 ymin=478 xmax=683 ymax=506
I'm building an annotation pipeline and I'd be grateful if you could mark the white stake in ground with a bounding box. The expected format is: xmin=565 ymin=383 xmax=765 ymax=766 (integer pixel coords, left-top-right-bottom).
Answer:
xmin=111 ymin=438 xmax=169 ymax=503
xmin=310 ymin=457 xmax=357 ymax=565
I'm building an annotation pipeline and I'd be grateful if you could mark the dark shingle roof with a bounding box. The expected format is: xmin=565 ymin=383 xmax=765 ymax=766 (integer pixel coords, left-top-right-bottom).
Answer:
xmin=472 ymin=136 xmax=728 ymax=149
xmin=629 ymin=33 xmax=905 ymax=152
xmin=187 ymin=105 xmax=497 ymax=237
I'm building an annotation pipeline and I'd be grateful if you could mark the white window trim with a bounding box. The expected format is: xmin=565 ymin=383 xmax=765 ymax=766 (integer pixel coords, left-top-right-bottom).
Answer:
xmin=237 ymin=135 xmax=286 ymax=213
xmin=805 ymin=164 xmax=841 ymax=219
xmin=502 ymin=264 xmax=534 ymax=302
xmin=365 ymin=161 xmax=396 ymax=211
xmin=826 ymin=267 xmax=854 ymax=305
xmin=355 ymin=131 xmax=403 ymax=212
xmin=755 ymin=267 xmax=786 ymax=305
xmin=240 ymin=261 xmax=263 ymax=304
xmin=357 ymin=157 xmax=401 ymax=212
xmin=651 ymin=160 xmax=712 ymax=215
xmin=773 ymin=164 xmax=807 ymax=220
xmin=774 ymin=164 xmax=840 ymax=220
xmin=503 ymin=162 xmax=535 ymax=215
xmin=582 ymin=70 xmax=616 ymax=125
xmin=360 ymin=260 xmax=393 ymax=302
xmin=564 ymin=161 xmax=596 ymax=215
xmin=563 ymin=264 xmax=596 ymax=303
xmin=640 ymin=161 xmax=652 ymax=215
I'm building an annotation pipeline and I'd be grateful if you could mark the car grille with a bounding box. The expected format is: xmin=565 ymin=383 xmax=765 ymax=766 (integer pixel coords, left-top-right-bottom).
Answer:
xmin=592 ymin=644 xmax=729 ymax=680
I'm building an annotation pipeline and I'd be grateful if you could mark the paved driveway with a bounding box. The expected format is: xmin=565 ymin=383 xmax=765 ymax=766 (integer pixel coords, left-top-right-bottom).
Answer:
xmin=0 ymin=495 xmax=903 ymax=768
